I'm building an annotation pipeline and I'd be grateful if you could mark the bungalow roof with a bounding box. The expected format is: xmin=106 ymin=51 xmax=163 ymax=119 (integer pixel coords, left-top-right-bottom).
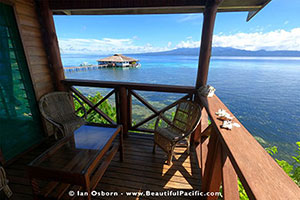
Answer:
xmin=97 ymin=54 xmax=139 ymax=62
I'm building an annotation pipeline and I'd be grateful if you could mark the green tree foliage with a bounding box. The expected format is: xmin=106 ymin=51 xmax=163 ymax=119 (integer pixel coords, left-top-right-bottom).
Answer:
xmin=73 ymin=92 xmax=170 ymax=130
xmin=74 ymin=92 xmax=116 ymax=124
xmin=238 ymin=179 xmax=248 ymax=200
xmin=267 ymin=142 xmax=300 ymax=186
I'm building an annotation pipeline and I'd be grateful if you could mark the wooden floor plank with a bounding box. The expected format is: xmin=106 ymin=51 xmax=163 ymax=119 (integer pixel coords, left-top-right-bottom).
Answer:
xmin=5 ymin=133 xmax=201 ymax=199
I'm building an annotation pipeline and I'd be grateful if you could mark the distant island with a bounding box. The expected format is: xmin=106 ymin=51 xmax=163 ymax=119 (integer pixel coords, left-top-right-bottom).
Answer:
xmin=136 ymin=47 xmax=300 ymax=57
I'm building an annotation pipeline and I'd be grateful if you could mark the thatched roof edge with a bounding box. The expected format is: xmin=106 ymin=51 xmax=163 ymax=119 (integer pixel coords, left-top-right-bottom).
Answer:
xmin=97 ymin=54 xmax=139 ymax=62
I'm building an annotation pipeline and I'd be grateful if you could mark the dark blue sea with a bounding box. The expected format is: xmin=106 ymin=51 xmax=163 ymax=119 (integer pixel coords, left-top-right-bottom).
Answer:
xmin=62 ymin=54 xmax=300 ymax=161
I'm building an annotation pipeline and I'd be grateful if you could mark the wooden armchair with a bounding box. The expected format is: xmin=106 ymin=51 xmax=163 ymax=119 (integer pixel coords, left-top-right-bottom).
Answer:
xmin=39 ymin=92 xmax=86 ymax=139
xmin=153 ymin=99 xmax=201 ymax=165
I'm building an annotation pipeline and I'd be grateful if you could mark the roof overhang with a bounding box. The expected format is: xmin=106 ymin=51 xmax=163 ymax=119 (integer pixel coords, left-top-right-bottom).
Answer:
xmin=48 ymin=0 xmax=271 ymax=21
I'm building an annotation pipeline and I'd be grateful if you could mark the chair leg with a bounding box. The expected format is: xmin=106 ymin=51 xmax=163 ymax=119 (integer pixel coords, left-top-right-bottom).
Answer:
xmin=167 ymin=146 xmax=175 ymax=165
xmin=153 ymin=143 xmax=156 ymax=154
xmin=167 ymin=152 xmax=173 ymax=165
xmin=186 ymin=135 xmax=191 ymax=154
xmin=187 ymin=139 xmax=190 ymax=154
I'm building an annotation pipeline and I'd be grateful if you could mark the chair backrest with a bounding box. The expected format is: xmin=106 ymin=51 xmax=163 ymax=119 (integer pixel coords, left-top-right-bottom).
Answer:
xmin=39 ymin=92 xmax=85 ymax=138
xmin=39 ymin=92 xmax=75 ymax=123
xmin=172 ymin=99 xmax=201 ymax=134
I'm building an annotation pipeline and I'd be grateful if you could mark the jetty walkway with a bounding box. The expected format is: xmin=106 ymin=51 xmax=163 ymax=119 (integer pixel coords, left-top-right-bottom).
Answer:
xmin=64 ymin=65 xmax=105 ymax=72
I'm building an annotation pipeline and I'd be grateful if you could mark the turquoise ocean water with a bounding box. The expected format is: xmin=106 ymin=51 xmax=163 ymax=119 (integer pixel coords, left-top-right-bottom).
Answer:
xmin=62 ymin=54 xmax=300 ymax=161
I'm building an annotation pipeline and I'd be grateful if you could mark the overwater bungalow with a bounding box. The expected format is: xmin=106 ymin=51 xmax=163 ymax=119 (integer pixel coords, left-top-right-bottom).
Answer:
xmin=0 ymin=0 xmax=299 ymax=200
xmin=97 ymin=54 xmax=140 ymax=68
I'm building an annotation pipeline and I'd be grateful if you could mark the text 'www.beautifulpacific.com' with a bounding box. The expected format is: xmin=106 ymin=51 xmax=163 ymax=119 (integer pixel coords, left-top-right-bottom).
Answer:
xmin=69 ymin=190 xmax=222 ymax=198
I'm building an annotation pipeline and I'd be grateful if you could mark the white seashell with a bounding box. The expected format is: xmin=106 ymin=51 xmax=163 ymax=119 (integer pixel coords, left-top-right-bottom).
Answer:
xmin=233 ymin=123 xmax=240 ymax=128
xmin=199 ymin=85 xmax=216 ymax=97
xmin=215 ymin=109 xmax=234 ymax=120
xmin=222 ymin=120 xmax=233 ymax=130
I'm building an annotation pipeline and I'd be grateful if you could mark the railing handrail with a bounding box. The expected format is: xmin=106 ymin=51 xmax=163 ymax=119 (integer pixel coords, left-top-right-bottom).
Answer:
xmin=199 ymin=94 xmax=300 ymax=199
xmin=62 ymin=79 xmax=196 ymax=93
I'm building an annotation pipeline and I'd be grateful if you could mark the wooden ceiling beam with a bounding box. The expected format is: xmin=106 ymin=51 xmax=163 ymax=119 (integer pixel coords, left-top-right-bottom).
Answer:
xmin=47 ymin=0 xmax=269 ymax=15
xmin=247 ymin=0 xmax=271 ymax=21
xmin=51 ymin=5 xmax=262 ymax=16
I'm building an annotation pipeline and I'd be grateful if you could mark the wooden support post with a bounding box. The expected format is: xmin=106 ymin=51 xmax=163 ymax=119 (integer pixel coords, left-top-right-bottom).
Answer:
xmin=221 ymin=147 xmax=239 ymax=200
xmin=196 ymin=0 xmax=224 ymax=88
xmin=194 ymin=107 xmax=210 ymax=140
xmin=192 ymin=94 xmax=209 ymax=143
xmin=200 ymin=108 xmax=209 ymax=132
xmin=119 ymin=87 xmax=128 ymax=137
xmin=193 ymin=107 xmax=210 ymax=177
xmin=36 ymin=0 xmax=65 ymax=91
xmin=127 ymin=90 xmax=132 ymax=130
xmin=192 ymin=125 xmax=201 ymax=144
xmin=200 ymin=136 xmax=209 ymax=178
xmin=202 ymin=130 xmax=222 ymax=199
xmin=119 ymin=127 xmax=124 ymax=162
xmin=84 ymin=175 xmax=91 ymax=200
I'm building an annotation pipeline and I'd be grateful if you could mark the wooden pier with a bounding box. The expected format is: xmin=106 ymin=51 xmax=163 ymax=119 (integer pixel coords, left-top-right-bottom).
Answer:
xmin=64 ymin=65 xmax=105 ymax=72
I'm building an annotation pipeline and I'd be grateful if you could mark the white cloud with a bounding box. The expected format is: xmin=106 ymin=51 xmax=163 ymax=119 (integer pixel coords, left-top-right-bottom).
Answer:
xmin=132 ymin=35 xmax=139 ymax=40
xmin=175 ymin=28 xmax=300 ymax=51
xmin=175 ymin=39 xmax=199 ymax=48
xmin=213 ymin=28 xmax=300 ymax=51
xmin=178 ymin=14 xmax=202 ymax=22
xmin=58 ymin=37 xmax=171 ymax=54
xmin=58 ymin=28 xmax=300 ymax=54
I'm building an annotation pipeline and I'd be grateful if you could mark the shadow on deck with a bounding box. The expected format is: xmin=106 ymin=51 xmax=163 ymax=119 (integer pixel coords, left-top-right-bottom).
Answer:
xmin=6 ymin=133 xmax=201 ymax=200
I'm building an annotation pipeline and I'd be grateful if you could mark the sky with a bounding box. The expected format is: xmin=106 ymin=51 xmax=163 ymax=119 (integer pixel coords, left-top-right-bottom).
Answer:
xmin=53 ymin=0 xmax=300 ymax=54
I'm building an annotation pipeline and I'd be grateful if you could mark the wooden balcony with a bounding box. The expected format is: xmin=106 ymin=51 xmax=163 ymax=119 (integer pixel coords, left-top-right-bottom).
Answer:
xmin=4 ymin=79 xmax=300 ymax=200
xmin=3 ymin=0 xmax=298 ymax=199
xmin=7 ymin=133 xmax=202 ymax=200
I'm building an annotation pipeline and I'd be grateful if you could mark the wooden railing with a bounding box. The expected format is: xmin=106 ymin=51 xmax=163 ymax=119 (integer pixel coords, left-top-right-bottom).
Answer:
xmin=197 ymin=95 xmax=300 ymax=199
xmin=62 ymin=79 xmax=300 ymax=199
xmin=62 ymin=79 xmax=196 ymax=136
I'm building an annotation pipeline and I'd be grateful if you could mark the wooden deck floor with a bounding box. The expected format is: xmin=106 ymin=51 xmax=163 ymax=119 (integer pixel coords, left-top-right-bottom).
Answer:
xmin=6 ymin=133 xmax=201 ymax=200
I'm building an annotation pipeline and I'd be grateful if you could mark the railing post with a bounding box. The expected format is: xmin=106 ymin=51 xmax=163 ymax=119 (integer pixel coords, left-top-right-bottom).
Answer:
xmin=221 ymin=147 xmax=239 ymax=200
xmin=119 ymin=87 xmax=128 ymax=137
xmin=202 ymin=130 xmax=222 ymax=199
xmin=127 ymin=90 xmax=132 ymax=131
xmin=193 ymin=107 xmax=209 ymax=142
xmin=201 ymin=135 xmax=209 ymax=178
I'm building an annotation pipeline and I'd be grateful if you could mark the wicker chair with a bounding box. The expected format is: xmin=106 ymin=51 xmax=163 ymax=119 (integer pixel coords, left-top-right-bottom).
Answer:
xmin=39 ymin=92 xmax=87 ymax=140
xmin=153 ymin=99 xmax=201 ymax=165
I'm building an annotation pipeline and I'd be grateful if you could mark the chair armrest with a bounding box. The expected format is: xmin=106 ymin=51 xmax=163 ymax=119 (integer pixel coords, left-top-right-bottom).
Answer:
xmin=42 ymin=117 xmax=64 ymax=138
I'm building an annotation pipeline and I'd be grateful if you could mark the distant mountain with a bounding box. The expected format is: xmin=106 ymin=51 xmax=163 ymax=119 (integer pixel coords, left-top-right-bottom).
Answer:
xmin=137 ymin=47 xmax=300 ymax=57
